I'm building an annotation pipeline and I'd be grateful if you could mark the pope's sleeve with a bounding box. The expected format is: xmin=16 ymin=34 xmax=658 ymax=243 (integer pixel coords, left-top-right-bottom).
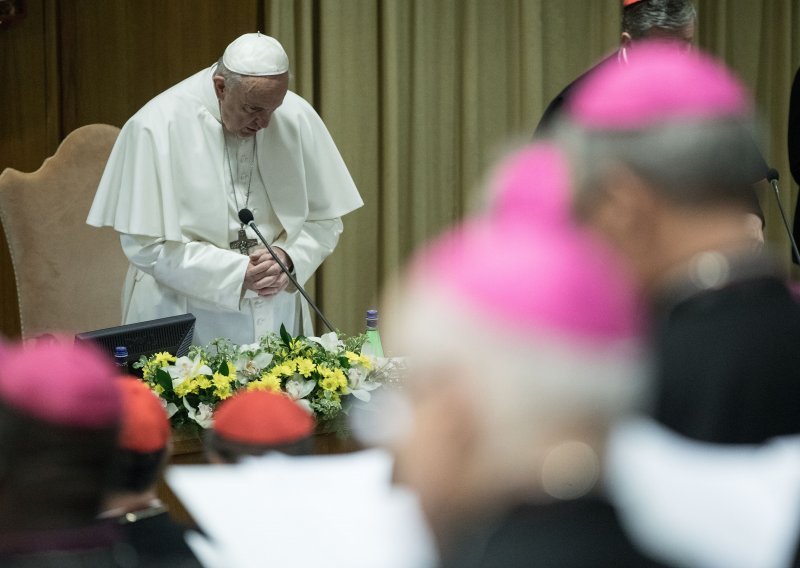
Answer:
xmin=273 ymin=218 xmax=343 ymax=290
xmin=121 ymin=234 xmax=250 ymax=311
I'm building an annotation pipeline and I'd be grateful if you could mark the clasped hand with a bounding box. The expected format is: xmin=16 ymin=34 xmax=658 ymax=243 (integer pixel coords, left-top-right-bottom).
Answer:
xmin=243 ymin=247 xmax=293 ymax=297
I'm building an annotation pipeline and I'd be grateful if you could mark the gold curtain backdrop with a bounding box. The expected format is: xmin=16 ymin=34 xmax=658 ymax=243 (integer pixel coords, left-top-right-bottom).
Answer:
xmin=1 ymin=0 xmax=799 ymax=338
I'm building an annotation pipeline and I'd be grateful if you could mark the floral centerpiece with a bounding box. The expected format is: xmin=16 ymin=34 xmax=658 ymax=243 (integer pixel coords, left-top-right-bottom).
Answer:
xmin=133 ymin=325 xmax=384 ymax=432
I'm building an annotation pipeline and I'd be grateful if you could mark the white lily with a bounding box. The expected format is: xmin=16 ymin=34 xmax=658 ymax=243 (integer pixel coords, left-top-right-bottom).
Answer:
xmin=184 ymin=399 xmax=214 ymax=429
xmin=308 ymin=331 xmax=343 ymax=353
xmin=167 ymin=355 xmax=212 ymax=389
xmin=347 ymin=366 xmax=382 ymax=402
xmin=238 ymin=342 xmax=261 ymax=354
xmin=234 ymin=351 xmax=274 ymax=380
xmin=285 ymin=377 xmax=316 ymax=401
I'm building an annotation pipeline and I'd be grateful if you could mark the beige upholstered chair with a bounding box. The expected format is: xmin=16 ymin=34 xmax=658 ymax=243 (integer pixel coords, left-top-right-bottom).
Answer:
xmin=0 ymin=124 xmax=127 ymax=340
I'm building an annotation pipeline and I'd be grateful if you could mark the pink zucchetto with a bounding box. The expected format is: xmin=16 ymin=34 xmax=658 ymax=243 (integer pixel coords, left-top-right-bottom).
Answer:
xmin=412 ymin=143 xmax=642 ymax=344
xmin=0 ymin=339 xmax=120 ymax=429
xmin=568 ymin=42 xmax=750 ymax=130
xmin=489 ymin=142 xmax=573 ymax=230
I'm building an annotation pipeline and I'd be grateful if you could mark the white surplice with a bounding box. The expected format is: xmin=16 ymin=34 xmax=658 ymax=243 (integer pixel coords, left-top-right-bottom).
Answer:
xmin=87 ymin=65 xmax=362 ymax=345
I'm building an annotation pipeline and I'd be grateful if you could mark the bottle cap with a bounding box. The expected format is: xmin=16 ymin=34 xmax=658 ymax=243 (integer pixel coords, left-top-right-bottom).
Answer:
xmin=114 ymin=346 xmax=128 ymax=358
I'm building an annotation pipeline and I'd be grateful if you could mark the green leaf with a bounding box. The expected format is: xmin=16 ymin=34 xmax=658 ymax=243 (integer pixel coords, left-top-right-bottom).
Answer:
xmin=279 ymin=323 xmax=292 ymax=347
xmin=155 ymin=368 xmax=172 ymax=393
xmin=219 ymin=360 xmax=229 ymax=376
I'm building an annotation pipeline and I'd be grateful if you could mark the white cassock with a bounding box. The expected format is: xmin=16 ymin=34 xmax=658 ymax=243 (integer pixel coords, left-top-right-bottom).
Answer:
xmin=87 ymin=65 xmax=363 ymax=345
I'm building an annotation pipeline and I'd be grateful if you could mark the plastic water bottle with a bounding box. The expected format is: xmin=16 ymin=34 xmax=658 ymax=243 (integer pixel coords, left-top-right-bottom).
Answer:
xmin=364 ymin=309 xmax=384 ymax=359
xmin=114 ymin=346 xmax=129 ymax=373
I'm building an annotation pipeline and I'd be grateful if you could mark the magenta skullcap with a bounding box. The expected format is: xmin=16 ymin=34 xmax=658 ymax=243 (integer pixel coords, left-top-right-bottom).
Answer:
xmin=0 ymin=339 xmax=120 ymax=429
xmin=568 ymin=42 xmax=750 ymax=130
xmin=413 ymin=143 xmax=642 ymax=344
xmin=489 ymin=142 xmax=573 ymax=230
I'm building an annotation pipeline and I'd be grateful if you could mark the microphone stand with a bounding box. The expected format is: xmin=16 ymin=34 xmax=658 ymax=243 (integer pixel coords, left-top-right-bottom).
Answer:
xmin=239 ymin=209 xmax=336 ymax=333
xmin=767 ymin=173 xmax=800 ymax=264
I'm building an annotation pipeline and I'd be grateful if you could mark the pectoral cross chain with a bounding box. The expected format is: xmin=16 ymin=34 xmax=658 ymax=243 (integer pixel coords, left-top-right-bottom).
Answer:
xmin=230 ymin=228 xmax=258 ymax=255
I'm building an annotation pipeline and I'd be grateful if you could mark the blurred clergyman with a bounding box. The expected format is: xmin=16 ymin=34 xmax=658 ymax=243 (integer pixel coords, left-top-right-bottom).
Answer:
xmin=557 ymin=42 xmax=800 ymax=444
xmin=101 ymin=377 xmax=201 ymax=567
xmin=0 ymin=341 xmax=127 ymax=565
xmin=383 ymin=143 xmax=664 ymax=567
xmin=204 ymin=390 xmax=315 ymax=463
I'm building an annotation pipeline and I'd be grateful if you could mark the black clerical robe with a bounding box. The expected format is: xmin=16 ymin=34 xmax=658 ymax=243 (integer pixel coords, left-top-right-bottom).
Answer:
xmin=0 ymin=523 xmax=126 ymax=567
xmin=653 ymin=260 xmax=800 ymax=444
xmin=787 ymin=66 xmax=800 ymax=259
xmin=439 ymin=497 xmax=667 ymax=568
xmin=534 ymin=54 xmax=616 ymax=139
xmin=115 ymin=510 xmax=201 ymax=568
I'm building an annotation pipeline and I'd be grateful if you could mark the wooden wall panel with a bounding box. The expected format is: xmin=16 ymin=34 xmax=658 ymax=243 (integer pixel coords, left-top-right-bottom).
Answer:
xmin=59 ymin=0 xmax=259 ymax=132
xmin=0 ymin=0 xmax=58 ymax=173
xmin=0 ymin=0 xmax=58 ymax=338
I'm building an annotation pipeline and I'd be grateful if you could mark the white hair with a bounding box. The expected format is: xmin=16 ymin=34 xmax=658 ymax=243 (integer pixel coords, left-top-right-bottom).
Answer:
xmin=390 ymin=278 xmax=651 ymax=471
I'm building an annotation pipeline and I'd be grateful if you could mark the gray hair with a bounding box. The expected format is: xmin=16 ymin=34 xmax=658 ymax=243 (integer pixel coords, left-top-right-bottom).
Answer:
xmin=214 ymin=57 xmax=292 ymax=90
xmin=557 ymin=116 xmax=765 ymax=216
xmin=214 ymin=57 xmax=243 ymax=89
xmin=622 ymin=0 xmax=696 ymax=39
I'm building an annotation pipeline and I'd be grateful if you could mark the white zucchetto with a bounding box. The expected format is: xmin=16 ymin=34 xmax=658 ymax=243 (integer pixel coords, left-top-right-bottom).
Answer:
xmin=222 ymin=32 xmax=289 ymax=76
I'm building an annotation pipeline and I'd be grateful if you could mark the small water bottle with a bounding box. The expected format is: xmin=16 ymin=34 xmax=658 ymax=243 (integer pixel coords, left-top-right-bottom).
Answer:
xmin=114 ymin=346 xmax=129 ymax=373
xmin=364 ymin=309 xmax=384 ymax=359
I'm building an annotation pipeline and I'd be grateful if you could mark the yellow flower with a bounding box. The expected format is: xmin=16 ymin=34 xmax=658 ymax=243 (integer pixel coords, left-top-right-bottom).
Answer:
xmin=295 ymin=357 xmax=315 ymax=377
xmin=195 ymin=375 xmax=213 ymax=390
xmin=274 ymin=363 xmax=295 ymax=377
xmin=320 ymin=376 xmax=339 ymax=392
xmin=154 ymin=352 xmax=177 ymax=366
xmin=152 ymin=384 xmax=164 ymax=396
xmin=318 ymin=365 xmax=334 ymax=379
xmin=333 ymin=368 xmax=348 ymax=389
xmin=214 ymin=383 xmax=232 ymax=400
xmin=248 ymin=372 xmax=282 ymax=393
xmin=224 ymin=360 xmax=238 ymax=383
xmin=212 ymin=372 xmax=231 ymax=389
xmin=174 ymin=378 xmax=194 ymax=398
xmin=345 ymin=351 xmax=373 ymax=370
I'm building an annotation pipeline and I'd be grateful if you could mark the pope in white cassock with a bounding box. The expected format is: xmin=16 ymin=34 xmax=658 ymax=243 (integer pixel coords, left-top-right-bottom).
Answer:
xmin=87 ymin=33 xmax=363 ymax=345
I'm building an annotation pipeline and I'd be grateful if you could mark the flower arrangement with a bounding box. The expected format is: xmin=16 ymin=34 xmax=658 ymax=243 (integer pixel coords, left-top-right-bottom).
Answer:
xmin=133 ymin=325 xmax=383 ymax=430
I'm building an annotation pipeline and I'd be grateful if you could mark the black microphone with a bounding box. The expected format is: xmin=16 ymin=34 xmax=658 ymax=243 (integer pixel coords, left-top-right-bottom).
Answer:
xmin=765 ymin=169 xmax=800 ymax=264
xmin=238 ymin=208 xmax=336 ymax=333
